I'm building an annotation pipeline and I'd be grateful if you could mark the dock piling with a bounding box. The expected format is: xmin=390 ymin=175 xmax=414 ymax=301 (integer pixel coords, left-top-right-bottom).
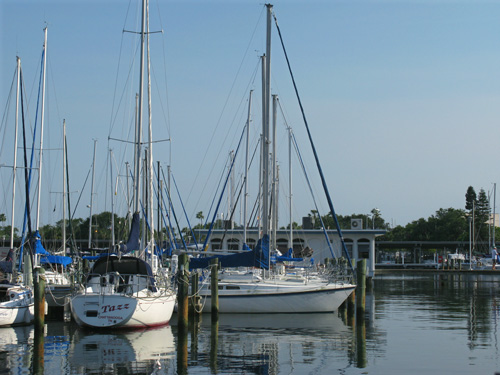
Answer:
xmin=34 ymin=267 xmax=46 ymax=333
xmin=177 ymin=253 xmax=189 ymax=330
xmin=210 ymin=258 xmax=219 ymax=322
xmin=356 ymin=259 xmax=367 ymax=323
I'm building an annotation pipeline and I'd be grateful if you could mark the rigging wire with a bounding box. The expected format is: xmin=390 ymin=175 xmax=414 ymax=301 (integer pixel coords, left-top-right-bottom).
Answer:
xmin=0 ymin=65 xmax=17 ymax=162
xmin=185 ymin=8 xmax=265 ymax=215
xmin=272 ymin=11 xmax=354 ymax=271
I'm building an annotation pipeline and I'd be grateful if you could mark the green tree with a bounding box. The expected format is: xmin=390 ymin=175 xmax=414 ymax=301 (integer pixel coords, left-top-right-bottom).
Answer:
xmin=39 ymin=223 xmax=58 ymax=240
xmin=475 ymin=188 xmax=490 ymax=242
xmin=430 ymin=208 xmax=468 ymax=241
xmin=0 ymin=213 xmax=9 ymax=238
xmin=0 ymin=225 xmax=18 ymax=239
xmin=380 ymin=207 xmax=468 ymax=242
xmin=465 ymin=186 xmax=476 ymax=211
xmin=464 ymin=187 xmax=490 ymax=245
xmin=371 ymin=208 xmax=382 ymax=229
xmin=196 ymin=211 xmax=204 ymax=228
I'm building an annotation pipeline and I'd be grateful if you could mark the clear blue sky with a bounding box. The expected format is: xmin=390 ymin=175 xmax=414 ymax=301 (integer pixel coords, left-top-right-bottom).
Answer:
xmin=1 ymin=0 xmax=500 ymax=234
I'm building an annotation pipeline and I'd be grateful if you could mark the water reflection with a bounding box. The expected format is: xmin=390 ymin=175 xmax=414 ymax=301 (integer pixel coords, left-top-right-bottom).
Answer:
xmin=179 ymin=313 xmax=354 ymax=375
xmin=0 ymin=325 xmax=33 ymax=374
xmin=372 ymin=274 xmax=500 ymax=373
xmin=68 ymin=325 xmax=175 ymax=373
xmin=2 ymin=274 xmax=500 ymax=374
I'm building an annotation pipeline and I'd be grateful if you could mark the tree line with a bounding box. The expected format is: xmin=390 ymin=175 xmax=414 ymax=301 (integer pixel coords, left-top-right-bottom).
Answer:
xmin=0 ymin=186 xmax=496 ymax=253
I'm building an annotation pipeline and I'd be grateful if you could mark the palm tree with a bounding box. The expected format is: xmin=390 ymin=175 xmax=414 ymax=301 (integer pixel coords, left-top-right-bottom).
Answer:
xmin=196 ymin=211 xmax=204 ymax=243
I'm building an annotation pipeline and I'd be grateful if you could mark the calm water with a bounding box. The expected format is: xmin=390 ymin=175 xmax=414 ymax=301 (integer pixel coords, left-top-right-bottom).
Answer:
xmin=1 ymin=273 xmax=500 ymax=374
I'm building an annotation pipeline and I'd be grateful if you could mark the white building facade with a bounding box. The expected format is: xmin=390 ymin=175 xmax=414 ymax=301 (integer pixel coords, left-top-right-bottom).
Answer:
xmin=197 ymin=227 xmax=386 ymax=278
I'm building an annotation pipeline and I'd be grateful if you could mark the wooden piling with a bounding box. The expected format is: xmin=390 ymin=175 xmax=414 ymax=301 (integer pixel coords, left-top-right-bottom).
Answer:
xmin=356 ymin=316 xmax=367 ymax=368
xmin=33 ymin=327 xmax=44 ymax=375
xmin=210 ymin=258 xmax=219 ymax=322
xmin=190 ymin=313 xmax=200 ymax=362
xmin=34 ymin=267 xmax=46 ymax=334
xmin=356 ymin=259 xmax=367 ymax=323
xmin=347 ymin=289 xmax=355 ymax=321
xmin=177 ymin=253 xmax=189 ymax=330
xmin=210 ymin=320 xmax=219 ymax=373
xmin=176 ymin=324 xmax=188 ymax=375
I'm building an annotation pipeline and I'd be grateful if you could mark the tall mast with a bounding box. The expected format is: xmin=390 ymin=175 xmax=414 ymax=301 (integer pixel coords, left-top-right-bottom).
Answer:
xmin=133 ymin=0 xmax=147 ymax=214
xmin=229 ymin=150 xmax=235 ymax=227
xmin=125 ymin=161 xmax=131 ymax=229
xmin=62 ymin=119 xmax=66 ymax=253
xmin=10 ymin=57 xmax=21 ymax=250
xmin=167 ymin=165 xmax=173 ymax=246
xmin=271 ymin=94 xmax=277 ymax=250
xmin=243 ymin=90 xmax=253 ymax=244
xmin=158 ymin=161 xmax=162 ymax=249
xmin=142 ymin=154 xmax=147 ymax=253
xmin=493 ymin=183 xmax=497 ymax=248
xmin=146 ymin=0 xmax=155 ymax=259
xmin=288 ymin=126 xmax=293 ymax=251
xmin=35 ymin=27 xmax=48 ymax=230
xmin=88 ymin=139 xmax=97 ymax=250
xmin=258 ymin=55 xmax=265 ymax=236
xmin=261 ymin=4 xmax=273 ymax=238
xmin=110 ymin=148 xmax=115 ymax=249
xmin=132 ymin=93 xmax=138 ymax=214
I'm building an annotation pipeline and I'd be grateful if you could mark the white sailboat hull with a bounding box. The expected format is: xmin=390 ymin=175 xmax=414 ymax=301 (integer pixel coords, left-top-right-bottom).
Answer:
xmin=0 ymin=285 xmax=34 ymax=327
xmin=199 ymin=280 xmax=355 ymax=314
xmin=71 ymin=291 xmax=176 ymax=329
xmin=70 ymin=256 xmax=176 ymax=329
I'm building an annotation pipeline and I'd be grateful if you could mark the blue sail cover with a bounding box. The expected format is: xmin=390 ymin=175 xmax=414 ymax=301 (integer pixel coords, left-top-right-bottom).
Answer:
xmin=189 ymin=234 xmax=270 ymax=270
xmin=275 ymin=256 xmax=303 ymax=262
xmin=119 ymin=212 xmax=141 ymax=254
xmin=34 ymin=230 xmax=49 ymax=255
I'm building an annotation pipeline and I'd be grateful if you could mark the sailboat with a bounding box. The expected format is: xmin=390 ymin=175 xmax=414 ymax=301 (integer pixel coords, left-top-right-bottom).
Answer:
xmin=189 ymin=4 xmax=356 ymax=314
xmin=0 ymin=249 xmax=34 ymax=326
xmin=0 ymin=55 xmax=35 ymax=327
xmin=40 ymin=119 xmax=76 ymax=314
xmin=70 ymin=0 xmax=176 ymax=329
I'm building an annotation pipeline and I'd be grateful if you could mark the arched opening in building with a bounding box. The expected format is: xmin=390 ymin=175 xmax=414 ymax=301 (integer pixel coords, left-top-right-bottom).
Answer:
xmin=358 ymin=238 xmax=370 ymax=259
xmin=276 ymin=238 xmax=289 ymax=254
xmin=343 ymin=238 xmax=354 ymax=260
xmin=227 ymin=238 xmax=240 ymax=251
xmin=211 ymin=238 xmax=222 ymax=250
